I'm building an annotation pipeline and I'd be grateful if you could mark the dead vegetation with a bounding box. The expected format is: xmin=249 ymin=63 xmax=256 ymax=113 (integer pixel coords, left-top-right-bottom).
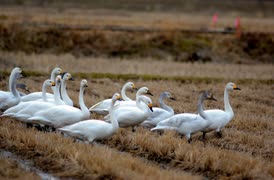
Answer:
xmin=0 ymin=5 xmax=273 ymax=179
xmin=0 ymin=72 xmax=273 ymax=179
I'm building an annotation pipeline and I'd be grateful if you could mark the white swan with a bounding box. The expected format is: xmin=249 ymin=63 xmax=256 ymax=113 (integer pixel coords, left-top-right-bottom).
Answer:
xmin=151 ymin=91 xmax=217 ymax=143
xmin=29 ymin=79 xmax=90 ymax=128
xmin=20 ymin=67 xmax=62 ymax=102
xmin=0 ymin=67 xmax=22 ymax=112
xmin=89 ymin=82 xmax=137 ymax=115
xmin=2 ymin=79 xmax=55 ymax=117
xmin=3 ymin=76 xmax=65 ymax=122
xmin=60 ymin=72 xmax=74 ymax=106
xmin=58 ymin=93 xmax=122 ymax=143
xmin=201 ymin=82 xmax=241 ymax=138
xmin=110 ymin=95 xmax=153 ymax=128
xmin=104 ymin=86 xmax=153 ymax=120
xmin=141 ymin=92 xmax=175 ymax=128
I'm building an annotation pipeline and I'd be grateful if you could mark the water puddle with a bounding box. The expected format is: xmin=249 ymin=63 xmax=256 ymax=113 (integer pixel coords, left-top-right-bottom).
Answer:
xmin=0 ymin=149 xmax=59 ymax=180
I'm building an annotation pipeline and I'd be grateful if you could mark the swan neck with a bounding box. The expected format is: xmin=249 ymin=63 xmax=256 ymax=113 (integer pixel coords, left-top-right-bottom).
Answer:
xmin=61 ymin=79 xmax=71 ymax=104
xmin=197 ymin=95 xmax=207 ymax=119
xmin=54 ymin=81 xmax=63 ymax=105
xmin=79 ymin=86 xmax=89 ymax=118
xmin=136 ymin=97 xmax=150 ymax=115
xmin=121 ymin=85 xmax=132 ymax=101
xmin=9 ymin=71 xmax=20 ymax=98
xmin=109 ymin=100 xmax=119 ymax=130
xmin=159 ymin=96 xmax=174 ymax=114
xmin=224 ymin=88 xmax=234 ymax=116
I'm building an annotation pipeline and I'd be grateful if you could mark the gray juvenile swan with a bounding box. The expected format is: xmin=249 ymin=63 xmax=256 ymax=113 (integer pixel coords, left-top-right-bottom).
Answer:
xmin=151 ymin=91 xmax=217 ymax=143
xmin=141 ymin=92 xmax=175 ymax=128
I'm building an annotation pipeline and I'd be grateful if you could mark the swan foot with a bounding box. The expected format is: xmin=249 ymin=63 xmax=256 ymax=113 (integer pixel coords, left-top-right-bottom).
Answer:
xmin=26 ymin=123 xmax=33 ymax=128
xmin=200 ymin=132 xmax=207 ymax=141
xmin=216 ymin=131 xmax=222 ymax=138
xmin=187 ymin=137 xmax=192 ymax=144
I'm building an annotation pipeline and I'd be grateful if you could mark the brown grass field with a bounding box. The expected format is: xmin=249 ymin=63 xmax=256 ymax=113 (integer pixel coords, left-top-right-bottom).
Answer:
xmin=0 ymin=4 xmax=274 ymax=180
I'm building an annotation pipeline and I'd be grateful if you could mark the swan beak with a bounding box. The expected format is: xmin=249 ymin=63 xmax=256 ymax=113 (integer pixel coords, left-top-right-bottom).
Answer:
xmin=148 ymin=103 xmax=153 ymax=112
xmin=51 ymin=82 xmax=56 ymax=86
xmin=147 ymin=90 xmax=153 ymax=96
xmin=69 ymin=77 xmax=75 ymax=81
xmin=60 ymin=69 xmax=63 ymax=74
xmin=233 ymin=85 xmax=241 ymax=90
xmin=170 ymin=97 xmax=176 ymax=100
xmin=84 ymin=84 xmax=88 ymax=88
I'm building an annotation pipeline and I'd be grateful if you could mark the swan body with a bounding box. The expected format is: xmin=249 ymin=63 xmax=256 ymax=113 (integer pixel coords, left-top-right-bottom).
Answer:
xmin=3 ymin=77 xmax=65 ymax=122
xmin=141 ymin=92 xmax=175 ymax=128
xmin=104 ymin=87 xmax=153 ymax=120
xmin=201 ymin=82 xmax=241 ymax=136
xmin=20 ymin=67 xmax=62 ymax=102
xmin=2 ymin=79 xmax=55 ymax=117
xmin=58 ymin=93 xmax=122 ymax=143
xmin=0 ymin=67 xmax=22 ymax=111
xmin=151 ymin=91 xmax=217 ymax=143
xmin=110 ymin=95 xmax=153 ymax=128
xmin=89 ymin=82 xmax=137 ymax=115
xmin=29 ymin=79 xmax=90 ymax=128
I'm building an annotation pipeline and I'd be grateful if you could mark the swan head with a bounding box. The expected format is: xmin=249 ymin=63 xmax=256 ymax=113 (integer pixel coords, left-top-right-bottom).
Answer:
xmin=53 ymin=68 xmax=63 ymax=75
xmin=61 ymin=72 xmax=74 ymax=81
xmin=47 ymin=79 xmax=56 ymax=87
xmin=138 ymin=87 xmax=153 ymax=96
xmin=139 ymin=95 xmax=153 ymax=112
xmin=81 ymin=79 xmax=88 ymax=88
xmin=112 ymin=93 xmax=123 ymax=102
xmin=201 ymin=91 xmax=217 ymax=101
xmin=12 ymin=67 xmax=23 ymax=79
xmin=226 ymin=82 xmax=241 ymax=91
xmin=55 ymin=75 xmax=62 ymax=84
xmin=125 ymin=82 xmax=138 ymax=91
xmin=163 ymin=92 xmax=176 ymax=100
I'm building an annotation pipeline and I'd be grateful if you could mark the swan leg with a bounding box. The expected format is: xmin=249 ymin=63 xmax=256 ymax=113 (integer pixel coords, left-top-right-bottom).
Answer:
xmin=201 ymin=132 xmax=207 ymax=141
xmin=132 ymin=126 xmax=136 ymax=132
xmin=187 ymin=137 xmax=192 ymax=144
xmin=26 ymin=123 xmax=33 ymax=128
xmin=216 ymin=131 xmax=222 ymax=138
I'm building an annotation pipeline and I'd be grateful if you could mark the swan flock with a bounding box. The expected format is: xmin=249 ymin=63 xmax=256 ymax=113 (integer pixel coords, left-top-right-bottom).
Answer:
xmin=1 ymin=67 xmax=241 ymax=143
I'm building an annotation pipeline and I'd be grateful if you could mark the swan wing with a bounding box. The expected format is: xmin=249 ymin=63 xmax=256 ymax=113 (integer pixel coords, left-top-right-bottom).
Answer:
xmin=89 ymin=99 xmax=112 ymax=115
xmin=58 ymin=120 xmax=113 ymax=141
xmin=141 ymin=107 xmax=173 ymax=127
xmin=20 ymin=92 xmax=54 ymax=102
xmin=29 ymin=105 xmax=82 ymax=128
xmin=0 ymin=91 xmax=19 ymax=111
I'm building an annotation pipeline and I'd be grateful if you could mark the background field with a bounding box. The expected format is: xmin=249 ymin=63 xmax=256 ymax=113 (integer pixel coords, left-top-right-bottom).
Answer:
xmin=0 ymin=1 xmax=273 ymax=179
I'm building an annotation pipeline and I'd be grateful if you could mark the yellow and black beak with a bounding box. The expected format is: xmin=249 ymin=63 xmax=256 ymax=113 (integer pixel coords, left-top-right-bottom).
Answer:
xmin=51 ymin=82 xmax=56 ymax=86
xmin=148 ymin=103 xmax=153 ymax=112
xmin=116 ymin=95 xmax=123 ymax=101
xmin=132 ymin=85 xmax=138 ymax=91
xmin=233 ymin=84 xmax=241 ymax=90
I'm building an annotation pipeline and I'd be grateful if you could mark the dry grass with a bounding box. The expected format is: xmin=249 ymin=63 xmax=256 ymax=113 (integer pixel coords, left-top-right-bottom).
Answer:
xmin=0 ymin=118 xmax=199 ymax=180
xmin=0 ymin=70 xmax=273 ymax=179
xmin=0 ymin=156 xmax=39 ymax=180
xmin=0 ymin=51 xmax=273 ymax=80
